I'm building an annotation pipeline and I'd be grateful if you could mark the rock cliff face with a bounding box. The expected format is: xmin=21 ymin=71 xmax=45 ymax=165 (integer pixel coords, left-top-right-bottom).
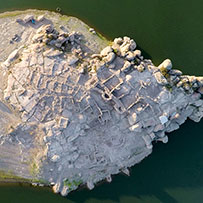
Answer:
xmin=0 ymin=10 xmax=202 ymax=196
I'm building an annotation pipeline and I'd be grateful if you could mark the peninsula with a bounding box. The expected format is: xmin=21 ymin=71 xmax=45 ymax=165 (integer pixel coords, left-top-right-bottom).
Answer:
xmin=0 ymin=10 xmax=202 ymax=196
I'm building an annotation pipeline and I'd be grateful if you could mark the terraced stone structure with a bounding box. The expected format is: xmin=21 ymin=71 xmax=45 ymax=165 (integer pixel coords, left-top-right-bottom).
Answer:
xmin=0 ymin=10 xmax=202 ymax=196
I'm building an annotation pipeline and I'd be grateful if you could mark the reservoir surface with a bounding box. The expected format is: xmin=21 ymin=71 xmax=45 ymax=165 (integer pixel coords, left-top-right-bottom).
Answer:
xmin=0 ymin=0 xmax=203 ymax=202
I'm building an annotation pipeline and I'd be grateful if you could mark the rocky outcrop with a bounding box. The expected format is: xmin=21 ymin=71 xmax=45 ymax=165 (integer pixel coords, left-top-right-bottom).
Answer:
xmin=0 ymin=10 xmax=202 ymax=196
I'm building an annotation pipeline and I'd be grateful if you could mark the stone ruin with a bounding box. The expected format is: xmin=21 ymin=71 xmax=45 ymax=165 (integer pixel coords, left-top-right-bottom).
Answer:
xmin=0 ymin=13 xmax=202 ymax=196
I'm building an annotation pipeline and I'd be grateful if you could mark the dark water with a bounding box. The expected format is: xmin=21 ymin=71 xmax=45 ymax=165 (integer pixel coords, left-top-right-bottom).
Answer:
xmin=0 ymin=0 xmax=203 ymax=202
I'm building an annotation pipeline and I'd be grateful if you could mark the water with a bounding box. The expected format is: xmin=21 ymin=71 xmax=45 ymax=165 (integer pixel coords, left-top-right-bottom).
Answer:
xmin=0 ymin=0 xmax=203 ymax=202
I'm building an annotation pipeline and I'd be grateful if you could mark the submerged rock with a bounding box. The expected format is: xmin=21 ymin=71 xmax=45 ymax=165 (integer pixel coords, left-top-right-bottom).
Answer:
xmin=0 ymin=9 xmax=202 ymax=197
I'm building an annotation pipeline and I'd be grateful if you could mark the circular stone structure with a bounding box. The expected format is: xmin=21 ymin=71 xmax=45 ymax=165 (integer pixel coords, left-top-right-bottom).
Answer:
xmin=0 ymin=10 xmax=202 ymax=196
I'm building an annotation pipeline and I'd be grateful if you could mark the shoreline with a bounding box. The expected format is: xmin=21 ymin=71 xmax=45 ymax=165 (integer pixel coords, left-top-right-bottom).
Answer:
xmin=0 ymin=9 xmax=202 ymax=196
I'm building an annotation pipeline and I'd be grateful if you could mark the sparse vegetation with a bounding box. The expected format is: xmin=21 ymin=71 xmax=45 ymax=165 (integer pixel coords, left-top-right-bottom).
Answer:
xmin=96 ymin=32 xmax=107 ymax=41
xmin=113 ymin=48 xmax=118 ymax=54
xmin=29 ymin=161 xmax=40 ymax=177
xmin=59 ymin=15 xmax=70 ymax=22
xmin=0 ymin=170 xmax=28 ymax=181
xmin=160 ymin=66 xmax=170 ymax=79
xmin=165 ymin=84 xmax=173 ymax=92
xmin=0 ymin=9 xmax=44 ymax=19
xmin=0 ymin=170 xmax=47 ymax=185
xmin=63 ymin=178 xmax=82 ymax=190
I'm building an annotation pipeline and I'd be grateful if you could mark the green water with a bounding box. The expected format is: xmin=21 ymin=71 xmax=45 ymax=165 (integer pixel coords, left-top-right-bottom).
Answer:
xmin=0 ymin=0 xmax=203 ymax=202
